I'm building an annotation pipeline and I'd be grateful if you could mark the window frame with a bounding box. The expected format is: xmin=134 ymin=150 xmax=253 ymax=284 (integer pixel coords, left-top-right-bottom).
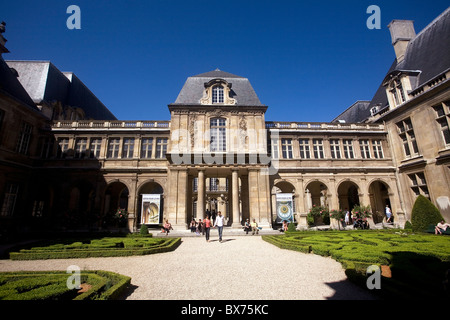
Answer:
xmin=343 ymin=139 xmax=354 ymax=159
xmin=210 ymin=118 xmax=227 ymax=152
xmin=281 ymin=139 xmax=293 ymax=159
xmin=122 ymin=137 xmax=135 ymax=159
xmin=107 ymin=138 xmax=121 ymax=159
xmin=141 ymin=137 xmax=154 ymax=159
xmin=433 ymin=102 xmax=450 ymax=146
xmin=313 ymin=139 xmax=324 ymax=159
xmin=397 ymin=118 xmax=419 ymax=158
xmin=299 ymin=139 xmax=311 ymax=159
xmin=156 ymin=138 xmax=168 ymax=159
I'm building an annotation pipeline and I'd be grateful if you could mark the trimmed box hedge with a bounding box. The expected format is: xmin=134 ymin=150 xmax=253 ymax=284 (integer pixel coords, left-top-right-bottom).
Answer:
xmin=9 ymin=237 xmax=181 ymax=260
xmin=263 ymin=230 xmax=450 ymax=299
xmin=0 ymin=270 xmax=131 ymax=300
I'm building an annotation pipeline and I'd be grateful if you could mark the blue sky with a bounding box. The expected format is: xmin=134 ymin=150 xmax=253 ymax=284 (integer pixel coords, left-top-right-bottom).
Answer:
xmin=3 ymin=1 xmax=449 ymax=122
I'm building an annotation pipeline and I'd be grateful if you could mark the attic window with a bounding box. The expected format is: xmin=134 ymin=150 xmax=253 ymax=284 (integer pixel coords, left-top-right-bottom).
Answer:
xmin=389 ymin=79 xmax=405 ymax=106
xmin=212 ymin=85 xmax=224 ymax=104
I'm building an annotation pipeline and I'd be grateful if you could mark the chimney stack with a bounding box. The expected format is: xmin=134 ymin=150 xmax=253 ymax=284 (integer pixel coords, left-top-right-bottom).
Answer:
xmin=387 ymin=20 xmax=416 ymax=63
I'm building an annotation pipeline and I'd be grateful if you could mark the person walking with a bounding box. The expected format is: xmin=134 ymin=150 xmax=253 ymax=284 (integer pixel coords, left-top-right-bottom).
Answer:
xmin=204 ymin=215 xmax=212 ymax=242
xmin=214 ymin=211 xmax=225 ymax=242
xmin=385 ymin=205 xmax=392 ymax=223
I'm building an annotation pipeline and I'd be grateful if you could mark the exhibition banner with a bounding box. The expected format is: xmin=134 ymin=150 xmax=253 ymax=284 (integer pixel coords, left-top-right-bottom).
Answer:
xmin=276 ymin=193 xmax=294 ymax=223
xmin=141 ymin=194 xmax=161 ymax=224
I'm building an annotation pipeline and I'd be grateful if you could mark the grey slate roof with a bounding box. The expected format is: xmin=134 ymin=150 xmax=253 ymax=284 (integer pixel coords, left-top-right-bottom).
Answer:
xmin=334 ymin=7 xmax=450 ymax=123
xmin=5 ymin=60 xmax=117 ymax=120
xmin=331 ymin=101 xmax=371 ymax=123
xmin=172 ymin=69 xmax=264 ymax=106
xmin=0 ymin=58 xmax=37 ymax=110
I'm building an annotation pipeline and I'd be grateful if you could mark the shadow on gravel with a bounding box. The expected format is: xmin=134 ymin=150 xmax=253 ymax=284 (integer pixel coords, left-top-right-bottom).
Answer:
xmin=324 ymin=280 xmax=378 ymax=300
xmin=117 ymin=284 xmax=139 ymax=300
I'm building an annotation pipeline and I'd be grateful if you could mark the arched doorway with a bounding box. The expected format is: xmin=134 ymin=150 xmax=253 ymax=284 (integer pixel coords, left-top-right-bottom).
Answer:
xmin=337 ymin=180 xmax=360 ymax=212
xmin=369 ymin=180 xmax=392 ymax=224
xmin=104 ymin=181 xmax=129 ymax=227
xmin=138 ymin=181 xmax=164 ymax=226
xmin=304 ymin=181 xmax=329 ymax=209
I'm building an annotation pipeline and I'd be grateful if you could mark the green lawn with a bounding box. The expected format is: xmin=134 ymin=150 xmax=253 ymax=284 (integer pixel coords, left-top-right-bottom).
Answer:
xmin=263 ymin=230 xmax=450 ymax=300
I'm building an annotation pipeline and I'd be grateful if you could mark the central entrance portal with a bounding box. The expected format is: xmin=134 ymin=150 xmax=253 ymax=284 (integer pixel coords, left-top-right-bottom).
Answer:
xmin=187 ymin=168 xmax=250 ymax=228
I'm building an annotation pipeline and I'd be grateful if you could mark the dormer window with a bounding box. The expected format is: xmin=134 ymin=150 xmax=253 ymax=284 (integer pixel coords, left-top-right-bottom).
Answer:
xmin=212 ymin=85 xmax=224 ymax=104
xmin=201 ymin=79 xmax=236 ymax=105
xmin=389 ymin=79 xmax=405 ymax=106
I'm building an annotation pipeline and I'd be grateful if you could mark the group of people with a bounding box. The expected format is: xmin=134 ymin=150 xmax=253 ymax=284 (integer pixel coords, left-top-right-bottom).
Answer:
xmin=342 ymin=208 xmax=369 ymax=229
xmin=189 ymin=211 xmax=225 ymax=242
xmin=243 ymin=218 xmax=261 ymax=235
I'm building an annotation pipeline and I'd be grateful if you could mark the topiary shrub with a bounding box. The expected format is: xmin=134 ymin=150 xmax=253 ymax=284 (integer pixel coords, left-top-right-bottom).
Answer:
xmin=411 ymin=195 xmax=444 ymax=232
xmin=140 ymin=224 xmax=149 ymax=236
xmin=287 ymin=222 xmax=296 ymax=232
xmin=404 ymin=220 xmax=412 ymax=230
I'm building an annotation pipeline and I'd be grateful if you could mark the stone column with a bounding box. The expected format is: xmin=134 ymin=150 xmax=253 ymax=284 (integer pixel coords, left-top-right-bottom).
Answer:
xmin=232 ymin=169 xmax=240 ymax=227
xmin=198 ymin=169 xmax=205 ymax=219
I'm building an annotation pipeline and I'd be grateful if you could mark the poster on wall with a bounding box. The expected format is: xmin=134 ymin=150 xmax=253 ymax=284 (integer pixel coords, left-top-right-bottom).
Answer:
xmin=276 ymin=193 xmax=294 ymax=223
xmin=141 ymin=194 xmax=161 ymax=225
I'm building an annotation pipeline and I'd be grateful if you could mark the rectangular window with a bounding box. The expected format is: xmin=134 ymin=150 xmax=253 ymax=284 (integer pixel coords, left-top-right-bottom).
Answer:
xmin=433 ymin=102 xmax=450 ymax=146
xmin=313 ymin=139 xmax=324 ymax=159
xmin=57 ymin=138 xmax=70 ymax=158
xmin=397 ymin=118 xmax=419 ymax=158
xmin=38 ymin=136 xmax=54 ymax=159
xmin=408 ymin=172 xmax=429 ymax=199
xmin=343 ymin=139 xmax=354 ymax=159
xmin=156 ymin=138 xmax=168 ymax=159
xmin=270 ymin=138 xmax=279 ymax=159
xmin=212 ymin=86 xmax=224 ymax=104
xmin=299 ymin=139 xmax=310 ymax=159
xmin=281 ymin=139 xmax=293 ymax=159
xmin=122 ymin=138 xmax=135 ymax=159
xmin=107 ymin=138 xmax=120 ymax=158
xmin=209 ymin=178 xmax=219 ymax=191
xmin=89 ymin=138 xmax=102 ymax=158
xmin=372 ymin=140 xmax=384 ymax=159
xmin=1 ymin=183 xmax=19 ymax=217
xmin=75 ymin=138 xmax=88 ymax=158
xmin=330 ymin=139 xmax=341 ymax=159
xmin=193 ymin=177 xmax=198 ymax=192
xmin=141 ymin=137 xmax=153 ymax=159
xmin=210 ymin=118 xmax=226 ymax=152
xmin=360 ymin=140 xmax=371 ymax=159
xmin=16 ymin=122 xmax=33 ymax=155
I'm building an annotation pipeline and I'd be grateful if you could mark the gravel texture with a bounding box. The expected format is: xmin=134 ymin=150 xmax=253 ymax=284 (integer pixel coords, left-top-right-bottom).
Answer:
xmin=0 ymin=234 xmax=376 ymax=300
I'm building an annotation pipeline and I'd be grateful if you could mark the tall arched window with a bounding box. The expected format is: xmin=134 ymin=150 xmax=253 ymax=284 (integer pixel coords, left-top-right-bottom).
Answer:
xmin=210 ymin=118 xmax=226 ymax=152
xmin=212 ymin=85 xmax=224 ymax=104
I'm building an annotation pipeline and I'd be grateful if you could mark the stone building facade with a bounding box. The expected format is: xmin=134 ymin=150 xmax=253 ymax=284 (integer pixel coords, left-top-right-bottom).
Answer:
xmin=0 ymin=8 xmax=449 ymax=236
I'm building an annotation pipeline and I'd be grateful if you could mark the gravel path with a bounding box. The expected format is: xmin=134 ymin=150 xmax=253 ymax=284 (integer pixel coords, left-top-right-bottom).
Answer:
xmin=0 ymin=235 xmax=375 ymax=300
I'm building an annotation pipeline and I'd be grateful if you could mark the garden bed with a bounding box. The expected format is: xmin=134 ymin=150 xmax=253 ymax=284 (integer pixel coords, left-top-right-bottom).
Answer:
xmin=9 ymin=236 xmax=181 ymax=260
xmin=262 ymin=230 xmax=450 ymax=300
xmin=0 ymin=270 xmax=131 ymax=300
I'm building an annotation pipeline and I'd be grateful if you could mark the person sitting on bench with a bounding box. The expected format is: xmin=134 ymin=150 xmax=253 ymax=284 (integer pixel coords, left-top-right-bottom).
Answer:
xmin=435 ymin=220 xmax=450 ymax=235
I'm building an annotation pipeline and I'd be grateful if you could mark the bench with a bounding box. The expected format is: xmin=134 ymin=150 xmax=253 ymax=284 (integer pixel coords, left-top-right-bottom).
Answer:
xmin=426 ymin=224 xmax=450 ymax=235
